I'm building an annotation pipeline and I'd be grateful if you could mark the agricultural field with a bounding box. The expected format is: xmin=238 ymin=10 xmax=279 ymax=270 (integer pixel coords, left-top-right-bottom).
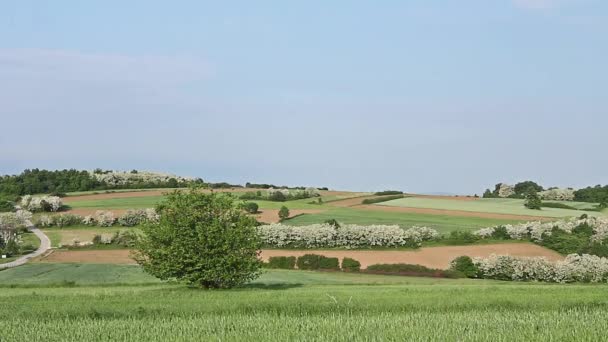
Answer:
xmin=61 ymin=189 xmax=528 ymax=231
xmin=378 ymin=197 xmax=605 ymax=218
xmin=1 ymin=264 xmax=608 ymax=340
xmin=284 ymin=207 xmax=524 ymax=232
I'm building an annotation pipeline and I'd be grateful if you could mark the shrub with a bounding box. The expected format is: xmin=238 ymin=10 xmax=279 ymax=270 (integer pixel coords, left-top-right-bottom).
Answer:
xmin=541 ymin=202 xmax=577 ymax=210
xmin=266 ymin=256 xmax=296 ymax=269
xmin=374 ymin=190 xmax=403 ymax=196
xmin=94 ymin=211 xmax=116 ymax=227
xmin=318 ymin=257 xmax=340 ymax=270
xmin=112 ymin=230 xmax=139 ymax=247
xmin=268 ymin=191 xmax=287 ymax=202
xmin=0 ymin=198 xmax=14 ymax=212
xmin=92 ymin=235 xmax=102 ymax=245
xmin=362 ymin=195 xmax=404 ymax=205
xmin=473 ymin=253 xmax=608 ymax=283
xmin=278 ymin=206 xmax=290 ymax=221
xmin=324 ymin=219 xmax=340 ymax=228
xmin=296 ymin=254 xmax=340 ymax=270
xmin=54 ymin=214 xmax=83 ymax=227
xmin=241 ymin=202 xmax=259 ymax=214
xmin=524 ymin=191 xmax=542 ymax=210
xmin=20 ymin=195 xmax=63 ymax=212
xmin=365 ymin=263 xmax=462 ymax=278
xmin=118 ymin=210 xmax=145 ymax=227
xmin=491 ymin=226 xmax=511 ymax=240
xmin=450 ymin=256 xmax=479 ymax=278
xmin=341 ymin=257 xmax=361 ymax=272
xmin=296 ymin=254 xmax=323 ymax=270
xmin=444 ymin=231 xmax=480 ymax=245
xmin=257 ymin=223 xmax=438 ymax=249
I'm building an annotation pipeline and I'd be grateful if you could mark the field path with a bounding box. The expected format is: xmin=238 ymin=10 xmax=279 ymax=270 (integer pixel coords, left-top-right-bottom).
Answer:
xmin=0 ymin=221 xmax=51 ymax=269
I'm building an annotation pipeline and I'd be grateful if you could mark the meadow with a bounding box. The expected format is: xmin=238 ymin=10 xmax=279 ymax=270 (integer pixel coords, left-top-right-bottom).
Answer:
xmin=284 ymin=207 xmax=522 ymax=232
xmin=379 ymin=197 xmax=604 ymax=218
xmin=1 ymin=264 xmax=607 ymax=341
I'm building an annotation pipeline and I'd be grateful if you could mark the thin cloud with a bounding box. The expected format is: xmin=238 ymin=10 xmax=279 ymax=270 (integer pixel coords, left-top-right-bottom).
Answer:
xmin=0 ymin=48 xmax=211 ymax=86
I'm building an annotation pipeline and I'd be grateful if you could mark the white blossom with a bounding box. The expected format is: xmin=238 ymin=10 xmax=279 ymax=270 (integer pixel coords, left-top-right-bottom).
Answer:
xmin=256 ymin=223 xmax=439 ymax=249
xmin=474 ymin=253 xmax=608 ymax=283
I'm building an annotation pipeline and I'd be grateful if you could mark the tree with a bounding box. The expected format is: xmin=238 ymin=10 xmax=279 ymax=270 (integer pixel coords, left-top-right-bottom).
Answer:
xmin=241 ymin=202 xmax=259 ymax=214
xmin=278 ymin=206 xmax=290 ymax=221
xmin=514 ymin=181 xmax=544 ymax=196
xmin=524 ymin=190 xmax=542 ymax=210
xmin=134 ymin=188 xmax=262 ymax=289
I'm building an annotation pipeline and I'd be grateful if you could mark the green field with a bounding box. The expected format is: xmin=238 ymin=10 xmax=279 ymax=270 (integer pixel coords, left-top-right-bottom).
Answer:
xmin=0 ymin=264 xmax=607 ymax=340
xmin=41 ymin=226 xmax=138 ymax=247
xmin=379 ymin=197 xmax=603 ymax=218
xmin=285 ymin=207 xmax=523 ymax=232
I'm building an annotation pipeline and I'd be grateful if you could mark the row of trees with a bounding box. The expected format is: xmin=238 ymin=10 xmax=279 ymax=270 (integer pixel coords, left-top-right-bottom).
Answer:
xmin=483 ymin=181 xmax=608 ymax=205
xmin=0 ymin=169 xmax=203 ymax=197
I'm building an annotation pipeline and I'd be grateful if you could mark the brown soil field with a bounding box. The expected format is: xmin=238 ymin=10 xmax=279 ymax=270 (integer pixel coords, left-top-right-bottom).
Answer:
xmin=352 ymin=204 xmax=552 ymax=221
xmin=261 ymin=243 xmax=563 ymax=269
xmin=38 ymin=250 xmax=137 ymax=264
xmin=255 ymin=209 xmax=326 ymax=223
xmin=39 ymin=243 xmax=562 ymax=270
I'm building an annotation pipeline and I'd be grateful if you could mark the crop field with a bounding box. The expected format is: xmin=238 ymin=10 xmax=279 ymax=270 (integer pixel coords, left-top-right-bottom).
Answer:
xmin=41 ymin=226 xmax=137 ymax=247
xmin=284 ymin=207 xmax=524 ymax=232
xmin=379 ymin=197 xmax=604 ymax=218
xmin=1 ymin=265 xmax=607 ymax=340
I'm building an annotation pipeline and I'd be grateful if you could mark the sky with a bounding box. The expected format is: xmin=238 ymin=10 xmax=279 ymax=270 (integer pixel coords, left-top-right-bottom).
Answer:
xmin=0 ymin=0 xmax=606 ymax=194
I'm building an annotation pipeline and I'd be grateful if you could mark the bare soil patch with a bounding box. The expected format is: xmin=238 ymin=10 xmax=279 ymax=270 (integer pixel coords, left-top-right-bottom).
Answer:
xmin=255 ymin=209 xmax=326 ymax=224
xmin=38 ymin=250 xmax=136 ymax=264
xmin=37 ymin=243 xmax=562 ymax=269
xmin=353 ymin=205 xmax=552 ymax=221
xmin=261 ymin=243 xmax=563 ymax=269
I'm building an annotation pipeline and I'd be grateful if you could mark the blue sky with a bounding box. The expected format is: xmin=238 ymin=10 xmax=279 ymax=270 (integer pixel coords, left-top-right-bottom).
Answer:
xmin=0 ymin=0 xmax=606 ymax=194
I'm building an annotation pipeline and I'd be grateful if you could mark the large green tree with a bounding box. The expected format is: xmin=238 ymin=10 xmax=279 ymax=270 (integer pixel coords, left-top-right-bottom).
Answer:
xmin=134 ymin=188 xmax=262 ymax=288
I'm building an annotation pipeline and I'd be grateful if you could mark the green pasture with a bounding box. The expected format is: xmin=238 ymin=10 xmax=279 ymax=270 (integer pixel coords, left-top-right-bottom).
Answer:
xmin=1 ymin=264 xmax=607 ymax=340
xmin=379 ymin=197 xmax=603 ymax=218
xmin=41 ymin=226 xmax=139 ymax=247
xmin=284 ymin=207 xmax=523 ymax=232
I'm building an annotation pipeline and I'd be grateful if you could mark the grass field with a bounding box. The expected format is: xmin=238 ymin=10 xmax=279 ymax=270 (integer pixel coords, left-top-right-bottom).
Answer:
xmin=0 ymin=264 xmax=607 ymax=340
xmin=41 ymin=226 xmax=138 ymax=247
xmin=285 ymin=207 xmax=524 ymax=232
xmin=379 ymin=197 xmax=603 ymax=218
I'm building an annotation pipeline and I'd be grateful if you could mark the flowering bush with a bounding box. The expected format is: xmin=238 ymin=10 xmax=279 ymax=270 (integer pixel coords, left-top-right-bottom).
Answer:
xmin=117 ymin=209 xmax=159 ymax=226
xmin=497 ymin=183 xmax=515 ymax=198
xmin=473 ymin=216 xmax=608 ymax=242
xmin=91 ymin=170 xmax=194 ymax=187
xmin=256 ymin=224 xmax=439 ymax=249
xmin=20 ymin=195 xmax=63 ymax=212
xmin=538 ymin=188 xmax=576 ymax=201
xmin=472 ymin=253 xmax=608 ymax=283
xmin=94 ymin=210 xmax=116 ymax=227
xmin=35 ymin=214 xmax=83 ymax=227
xmin=0 ymin=210 xmax=32 ymax=229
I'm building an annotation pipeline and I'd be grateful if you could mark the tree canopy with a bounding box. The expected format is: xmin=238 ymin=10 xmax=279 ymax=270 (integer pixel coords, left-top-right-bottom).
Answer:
xmin=134 ymin=188 xmax=262 ymax=288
